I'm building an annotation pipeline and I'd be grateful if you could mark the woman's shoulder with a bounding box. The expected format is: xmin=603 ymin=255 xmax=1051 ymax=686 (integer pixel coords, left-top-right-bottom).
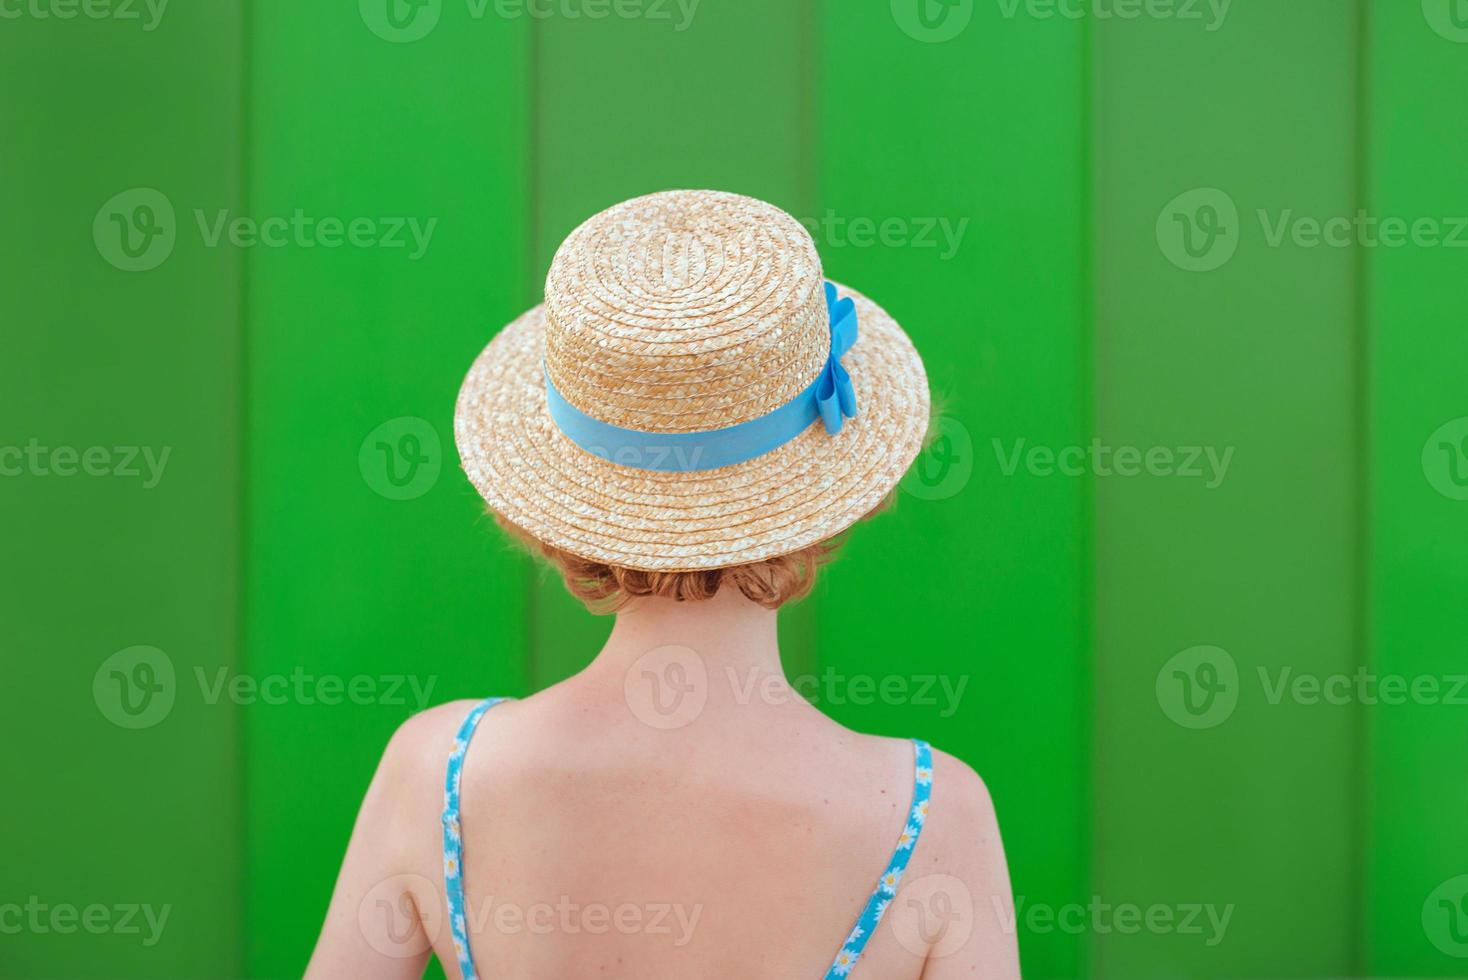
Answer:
xmin=831 ymin=725 xmax=997 ymax=814
xmin=926 ymin=744 xmax=997 ymax=826
xmin=367 ymin=697 xmax=512 ymax=806
xmin=397 ymin=697 xmax=490 ymax=732
xmin=375 ymin=700 xmax=1000 ymax=843
xmin=831 ymin=728 xmax=1003 ymax=864
xmin=382 ymin=698 xmax=488 ymax=761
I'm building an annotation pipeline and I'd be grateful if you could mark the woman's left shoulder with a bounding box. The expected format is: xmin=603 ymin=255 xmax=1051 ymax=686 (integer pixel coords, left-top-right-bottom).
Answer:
xmin=377 ymin=698 xmax=496 ymax=778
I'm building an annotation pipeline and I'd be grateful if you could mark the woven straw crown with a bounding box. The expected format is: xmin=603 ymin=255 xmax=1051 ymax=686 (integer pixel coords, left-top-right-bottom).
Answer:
xmin=454 ymin=188 xmax=931 ymax=571
xmin=543 ymin=190 xmax=831 ymax=433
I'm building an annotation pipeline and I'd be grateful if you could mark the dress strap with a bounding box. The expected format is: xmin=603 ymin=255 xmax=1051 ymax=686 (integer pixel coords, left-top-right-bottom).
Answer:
xmin=441 ymin=696 xmax=511 ymax=980
xmin=822 ymin=738 xmax=934 ymax=978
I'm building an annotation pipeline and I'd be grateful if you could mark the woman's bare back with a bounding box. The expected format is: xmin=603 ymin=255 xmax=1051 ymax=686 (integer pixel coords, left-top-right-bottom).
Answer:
xmin=308 ymin=595 xmax=1020 ymax=979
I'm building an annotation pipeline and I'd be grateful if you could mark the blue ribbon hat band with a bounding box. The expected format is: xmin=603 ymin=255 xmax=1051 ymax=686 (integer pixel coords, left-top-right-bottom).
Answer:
xmin=544 ymin=282 xmax=860 ymax=473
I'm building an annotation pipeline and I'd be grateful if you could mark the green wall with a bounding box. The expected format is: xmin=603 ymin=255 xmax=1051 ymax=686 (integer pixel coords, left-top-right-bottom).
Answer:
xmin=819 ymin=6 xmax=1092 ymax=976
xmin=4 ymin=2 xmax=1466 ymax=978
xmin=0 ymin=3 xmax=246 ymax=977
xmin=1093 ymin=4 xmax=1362 ymax=975
xmin=1365 ymin=0 xmax=1468 ymax=974
xmin=241 ymin=4 xmax=531 ymax=976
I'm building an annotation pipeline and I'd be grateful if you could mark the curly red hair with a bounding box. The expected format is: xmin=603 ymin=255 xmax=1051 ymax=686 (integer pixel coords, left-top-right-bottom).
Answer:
xmin=493 ymin=509 xmax=876 ymax=613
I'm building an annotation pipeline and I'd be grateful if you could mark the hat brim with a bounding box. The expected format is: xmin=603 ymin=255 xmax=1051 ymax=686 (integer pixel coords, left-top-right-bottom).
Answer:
xmin=453 ymin=281 xmax=930 ymax=572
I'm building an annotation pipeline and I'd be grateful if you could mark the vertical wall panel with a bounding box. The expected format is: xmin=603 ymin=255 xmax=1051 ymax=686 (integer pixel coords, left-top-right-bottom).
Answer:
xmin=528 ymin=1 xmax=818 ymax=685
xmin=242 ymin=4 xmax=530 ymax=974
xmin=818 ymin=5 xmax=1091 ymax=977
xmin=1093 ymin=2 xmax=1360 ymax=975
xmin=1364 ymin=0 xmax=1468 ymax=973
xmin=0 ymin=5 xmax=245 ymax=977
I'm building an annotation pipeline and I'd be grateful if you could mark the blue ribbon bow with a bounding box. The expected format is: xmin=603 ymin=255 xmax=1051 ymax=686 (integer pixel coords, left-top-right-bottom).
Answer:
xmin=543 ymin=282 xmax=861 ymax=472
xmin=816 ymin=281 xmax=859 ymax=435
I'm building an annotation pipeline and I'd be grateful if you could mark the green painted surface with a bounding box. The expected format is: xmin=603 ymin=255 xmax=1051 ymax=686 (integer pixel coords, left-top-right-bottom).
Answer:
xmin=1092 ymin=2 xmax=1361 ymax=975
xmin=818 ymin=5 xmax=1092 ymax=978
xmin=0 ymin=4 xmax=246 ymax=977
xmin=240 ymin=4 xmax=531 ymax=975
xmin=1363 ymin=0 xmax=1468 ymax=973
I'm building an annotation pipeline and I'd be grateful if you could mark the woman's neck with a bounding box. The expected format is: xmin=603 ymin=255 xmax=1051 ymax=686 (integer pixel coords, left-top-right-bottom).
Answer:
xmin=600 ymin=587 xmax=779 ymax=671
xmin=572 ymin=588 xmax=806 ymax=718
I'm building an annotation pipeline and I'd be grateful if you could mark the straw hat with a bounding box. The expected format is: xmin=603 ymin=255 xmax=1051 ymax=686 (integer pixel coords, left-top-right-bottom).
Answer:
xmin=454 ymin=190 xmax=930 ymax=572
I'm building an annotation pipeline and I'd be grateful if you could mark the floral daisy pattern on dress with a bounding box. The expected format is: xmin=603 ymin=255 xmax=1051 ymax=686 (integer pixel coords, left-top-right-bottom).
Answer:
xmin=822 ymin=739 xmax=933 ymax=979
xmin=441 ymin=696 xmax=511 ymax=980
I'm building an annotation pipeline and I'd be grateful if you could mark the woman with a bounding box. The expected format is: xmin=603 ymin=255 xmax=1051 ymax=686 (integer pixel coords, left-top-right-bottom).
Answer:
xmin=307 ymin=191 xmax=1021 ymax=979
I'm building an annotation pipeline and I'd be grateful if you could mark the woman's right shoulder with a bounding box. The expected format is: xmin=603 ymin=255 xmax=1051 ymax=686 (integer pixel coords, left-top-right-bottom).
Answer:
xmin=926 ymin=745 xmax=997 ymax=828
